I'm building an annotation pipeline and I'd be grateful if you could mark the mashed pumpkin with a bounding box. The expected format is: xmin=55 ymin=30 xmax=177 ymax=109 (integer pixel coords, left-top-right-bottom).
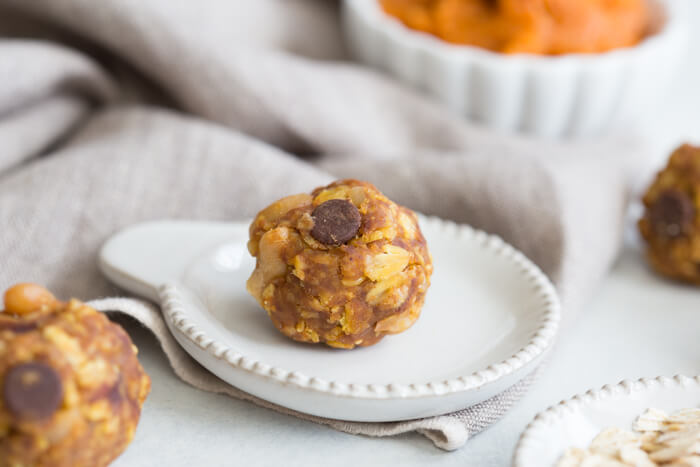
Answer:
xmin=380 ymin=0 xmax=652 ymax=55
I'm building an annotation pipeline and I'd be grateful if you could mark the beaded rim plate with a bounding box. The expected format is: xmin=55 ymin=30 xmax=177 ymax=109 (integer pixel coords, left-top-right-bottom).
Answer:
xmin=513 ymin=375 xmax=700 ymax=467
xmin=99 ymin=216 xmax=560 ymax=422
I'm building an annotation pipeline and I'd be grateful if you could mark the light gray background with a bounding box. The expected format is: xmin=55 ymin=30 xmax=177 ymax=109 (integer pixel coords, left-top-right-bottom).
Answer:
xmin=112 ymin=8 xmax=700 ymax=467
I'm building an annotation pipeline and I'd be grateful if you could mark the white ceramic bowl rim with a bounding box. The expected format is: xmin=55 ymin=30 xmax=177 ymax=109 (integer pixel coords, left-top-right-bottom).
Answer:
xmin=159 ymin=216 xmax=561 ymax=400
xmin=348 ymin=0 xmax=685 ymax=66
xmin=513 ymin=374 xmax=700 ymax=467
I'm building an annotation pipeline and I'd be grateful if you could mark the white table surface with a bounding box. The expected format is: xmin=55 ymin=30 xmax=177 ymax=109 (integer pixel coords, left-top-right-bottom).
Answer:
xmin=112 ymin=9 xmax=700 ymax=466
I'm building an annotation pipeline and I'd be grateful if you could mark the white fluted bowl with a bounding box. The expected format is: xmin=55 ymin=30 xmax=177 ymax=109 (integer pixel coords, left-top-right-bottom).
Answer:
xmin=342 ymin=0 xmax=689 ymax=139
xmin=513 ymin=375 xmax=700 ymax=467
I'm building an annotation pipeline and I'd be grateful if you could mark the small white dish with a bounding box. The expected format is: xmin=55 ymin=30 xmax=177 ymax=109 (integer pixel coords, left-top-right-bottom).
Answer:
xmin=99 ymin=216 xmax=559 ymax=422
xmin=513 ymin=375 xmax=700 ymax=467
xmin=342 ymin=0 xmax=689 ymax=138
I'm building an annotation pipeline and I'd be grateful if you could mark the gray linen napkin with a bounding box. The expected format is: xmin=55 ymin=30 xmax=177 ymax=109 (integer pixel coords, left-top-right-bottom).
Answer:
xmin=0 ymin=0 xmax=634 ymax=450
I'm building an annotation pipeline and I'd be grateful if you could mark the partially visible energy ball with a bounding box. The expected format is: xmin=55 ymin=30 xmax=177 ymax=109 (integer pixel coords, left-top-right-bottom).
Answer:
xmin=0 ymin=283 xmax=150 ymax=467
xmin=639 ymin=144 xmax=700 ymax=284
xmin=247 ymin=180 xmax=433 ymax=349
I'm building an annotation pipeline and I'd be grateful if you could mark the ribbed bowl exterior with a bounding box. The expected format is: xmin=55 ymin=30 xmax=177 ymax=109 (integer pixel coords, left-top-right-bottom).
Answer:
xmin=343 ymin=0 xmax=688 ymax=139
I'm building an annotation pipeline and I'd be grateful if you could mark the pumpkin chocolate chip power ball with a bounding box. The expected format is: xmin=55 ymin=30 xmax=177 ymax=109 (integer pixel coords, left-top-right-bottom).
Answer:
xmin=247 ymin=180 xmax=433 ymax=349
xmin=0 ymin=283 xmax=150 ymax=467
xmin=639 ymin=144 xmax=700 ymax=284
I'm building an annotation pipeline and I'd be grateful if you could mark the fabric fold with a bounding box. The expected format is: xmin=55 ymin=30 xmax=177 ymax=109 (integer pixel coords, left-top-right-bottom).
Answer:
xmin=0 ymin=0 xmax=636 ymax=450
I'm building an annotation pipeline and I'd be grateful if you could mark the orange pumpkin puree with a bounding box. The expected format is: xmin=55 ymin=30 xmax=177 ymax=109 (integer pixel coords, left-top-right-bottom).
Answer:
xmin=379 ymin=0 xmax=652 ymax=55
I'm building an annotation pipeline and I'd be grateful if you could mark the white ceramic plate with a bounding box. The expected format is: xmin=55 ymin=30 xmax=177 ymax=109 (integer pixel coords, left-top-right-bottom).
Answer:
xmin=99 ymin=216 xmax=559 ymax=422
xmin=514 ymin=375 xmax=700 ymax=467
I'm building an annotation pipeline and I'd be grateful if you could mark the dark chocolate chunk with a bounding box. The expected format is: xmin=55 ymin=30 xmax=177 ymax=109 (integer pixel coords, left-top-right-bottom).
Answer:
xmin=310 ymin=199 xmax=361 ymax=246
xmin=3 ymin=362 xmax=63 ymax=420
xmin=650 ymin=190 xmax=695 ymax=238
xmin=106 ymin=376 xmax=124 ymax=406
xmin=0 ymin=316 xmax=39 ymax=333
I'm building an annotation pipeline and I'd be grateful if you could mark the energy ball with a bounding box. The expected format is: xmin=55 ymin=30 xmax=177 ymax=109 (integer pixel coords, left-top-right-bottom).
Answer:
xmin=0 ymin=283 xmax=150 ymax=467
xmin=639 ymin=144 xmax=700 ymax=284
xmin=247 ymin=179 xmax=433 ymax=349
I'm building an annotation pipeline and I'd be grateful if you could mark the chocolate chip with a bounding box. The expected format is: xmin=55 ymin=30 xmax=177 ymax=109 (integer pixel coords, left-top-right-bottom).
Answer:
xmin=310 ymin=199 xmax=361 ymax=246
xmin=106 ymin=376 xmax=123 ymax=406
xmin=3 ymin=362 xmax=63 ymax=420
xmin=0 ymin=317 xmax=38 ymax=333
xmin=3 ymin=322 xmax=38 ymax=333
xmin=649 ymin=190 xmax=695 ymax=238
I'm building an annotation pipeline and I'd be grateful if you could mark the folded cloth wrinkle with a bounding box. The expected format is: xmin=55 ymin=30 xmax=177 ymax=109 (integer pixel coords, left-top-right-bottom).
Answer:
xmin=0 ymin=0 xmax=636 ymax=450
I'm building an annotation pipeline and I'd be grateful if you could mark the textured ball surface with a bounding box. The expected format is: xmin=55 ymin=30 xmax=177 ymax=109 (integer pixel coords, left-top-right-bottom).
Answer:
xmin=247 ymin=180 xmax=433 ymax=349
xmin=639 ymin=144 xmax=700 ymax=284
xmin=0 ymin=284 xmax=150 ymax=467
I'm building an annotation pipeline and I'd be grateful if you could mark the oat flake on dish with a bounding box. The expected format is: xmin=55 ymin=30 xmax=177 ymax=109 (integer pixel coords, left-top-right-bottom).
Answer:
xmin=556 ymin=407 xmax=700 ymax=466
